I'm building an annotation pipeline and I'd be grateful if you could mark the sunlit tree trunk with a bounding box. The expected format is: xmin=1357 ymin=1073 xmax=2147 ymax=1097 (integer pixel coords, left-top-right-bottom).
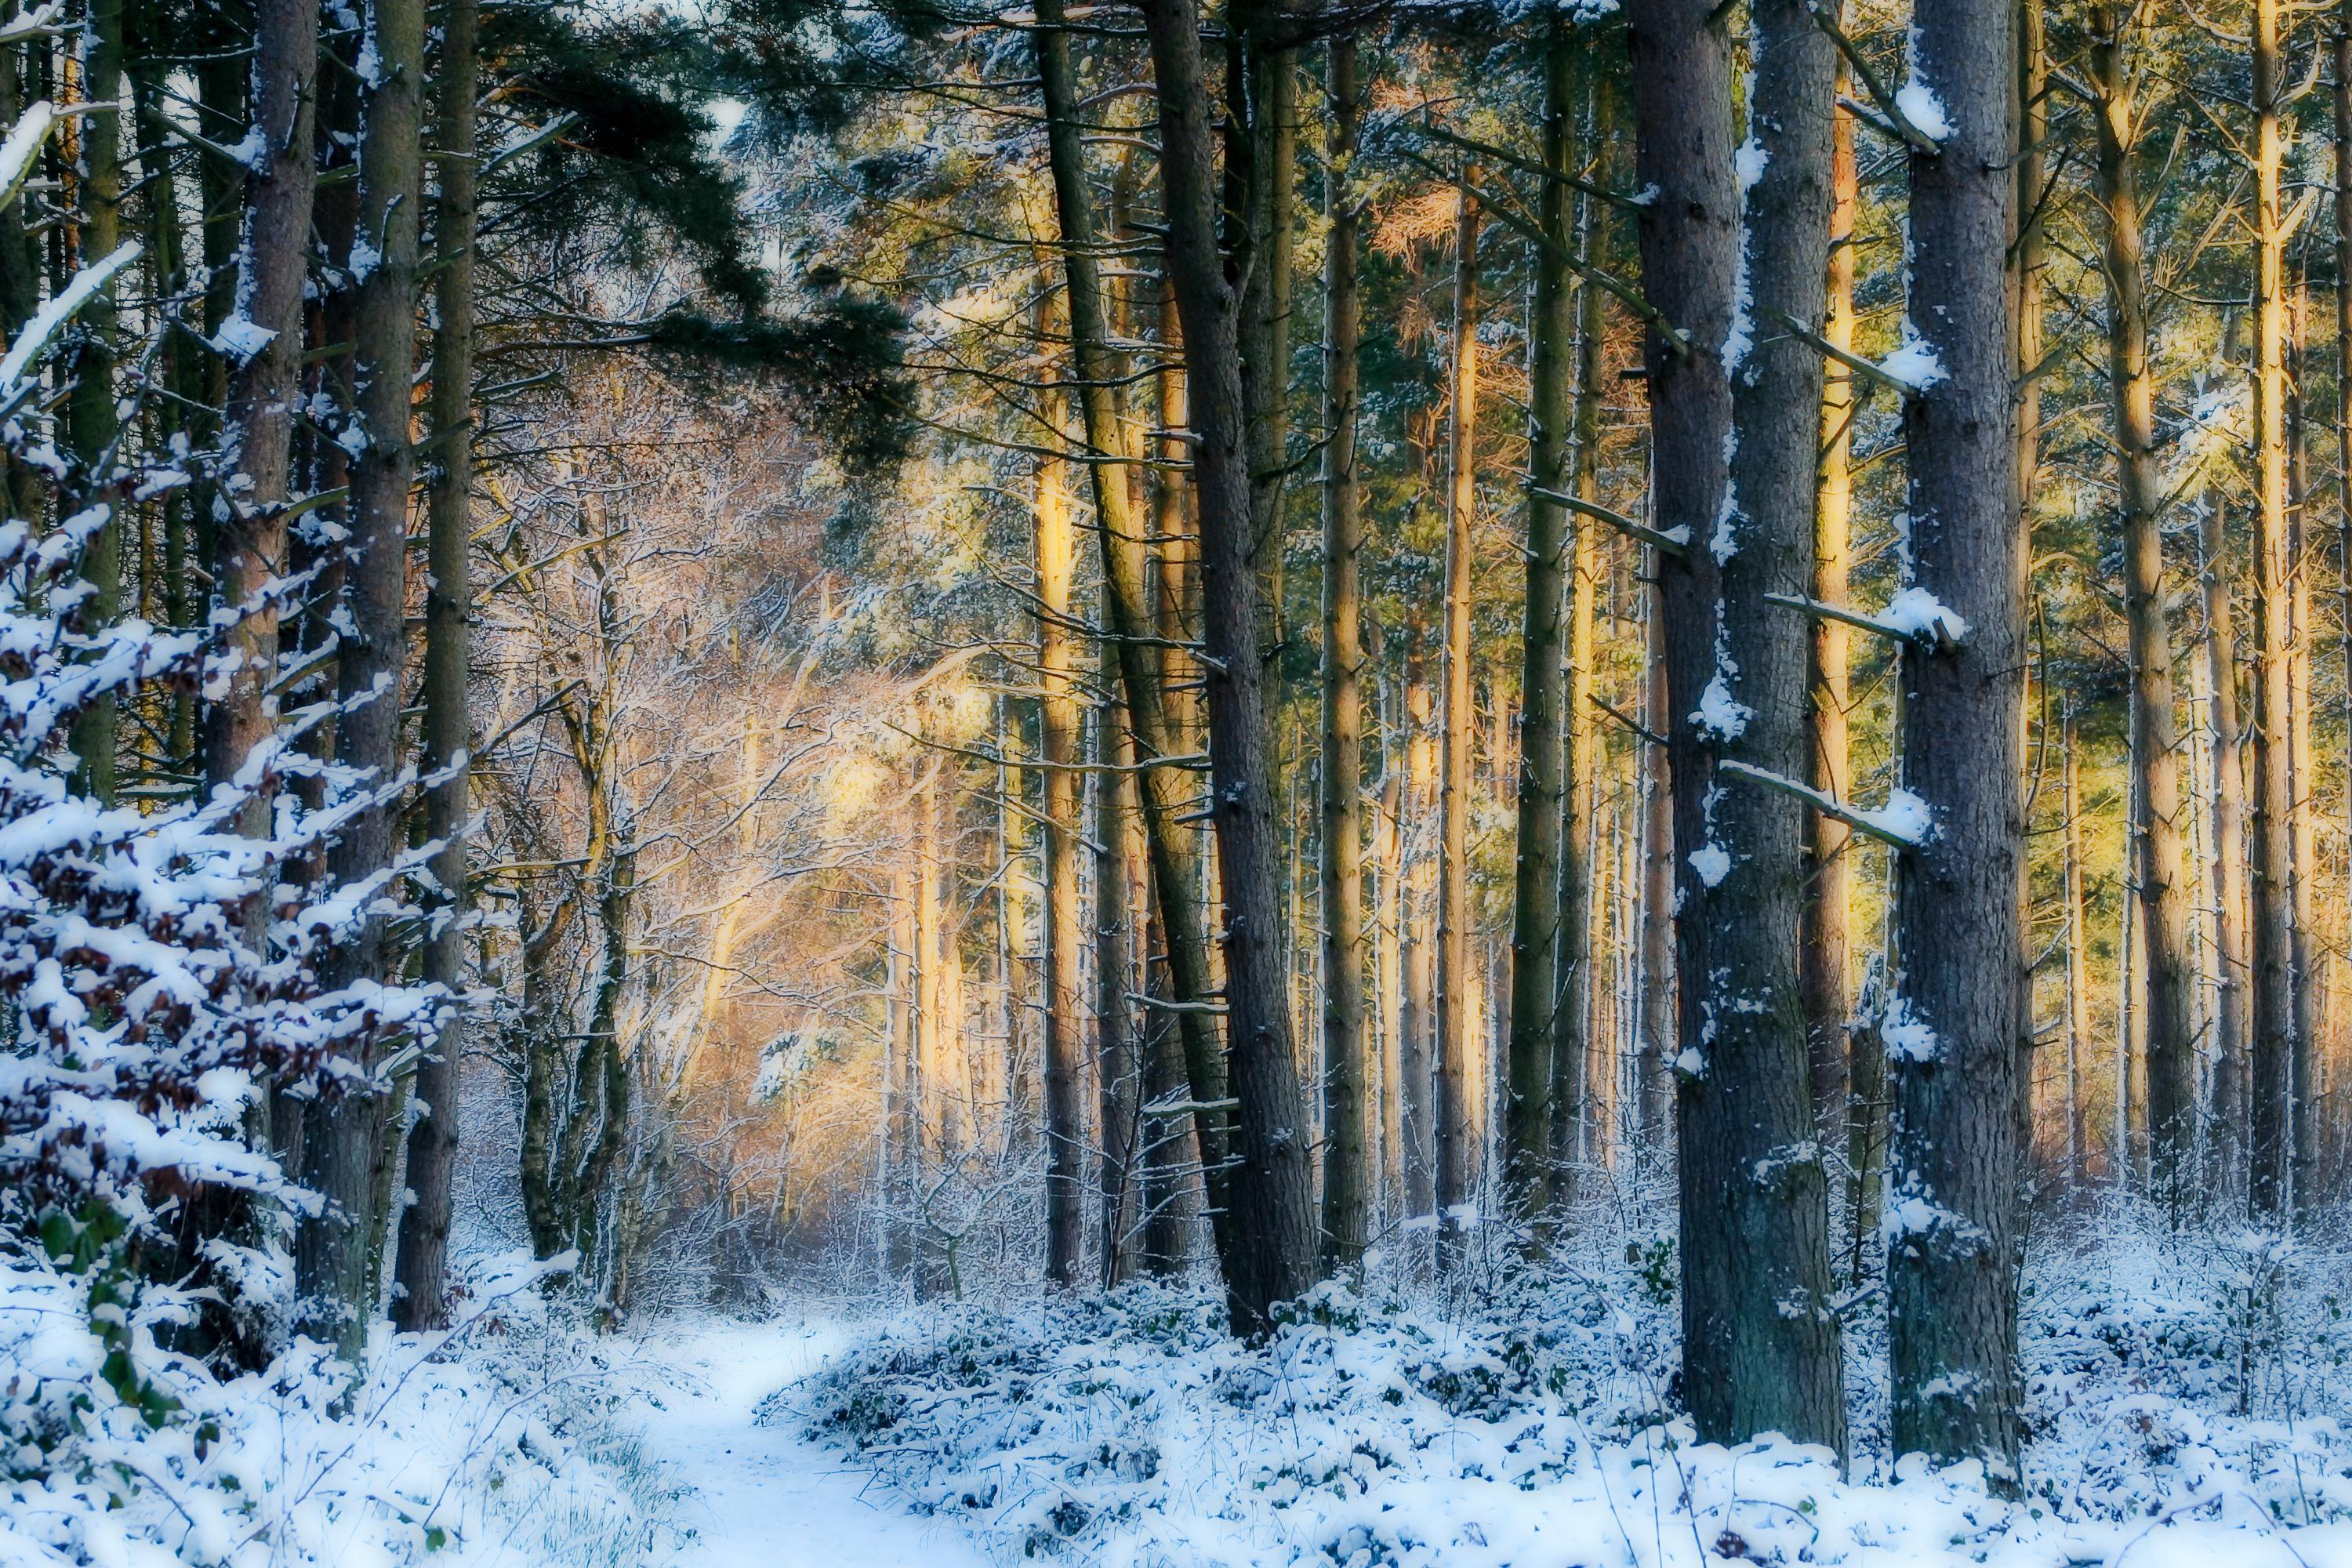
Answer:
xmin=1806 ymin=64 xmax=1857 ymax=1145
xmin=1552 ymin=68 xmax=1606 ymax=1189
xmin=1318 ymin=31 xmax=1369 ymax=1268
xmin=1131 ymin=0 xmax=1326 ymax=1324
xmin=1035 ymin=368 xmax=1087 ymax=1287
xmin=2249 ymin=0 xmax=2297 ymax=1221
xmin=2063 ymin=717 xmax=2093 ymax=1181
xmin=2089 ymin=6 xmax=2196 ymax=1205
xmin=1435 ymin=195 xmax=1482 ymax=1243
xmin=1508 ymin=21 xmax=1577 ymax=1216
xmin=2204 ymin=495 xmax=2249 ymax=1192
xmin=1403 ymin=625 xmax=1439 ymax=1221
xmin=1886 ymin=0 xmax=2024 ymax=1476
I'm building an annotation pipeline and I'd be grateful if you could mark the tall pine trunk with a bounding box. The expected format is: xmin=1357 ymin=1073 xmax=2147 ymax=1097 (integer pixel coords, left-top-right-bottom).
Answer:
xmin=1552 ymin=64 xmax=1606 ymax=1186
xmin=1115 ymin=0 xmax=1324 ymax=1325
xmin=2249 ymin=0 xmax=2297 ymax=1221
xmin=2205 ymin=496 xmax=2249 ymax=1192
xmin=1886 ymin=0 xmax=2024 ymax=1475
xmin=2091 ymin=6 xmax=2196 ymax=1203
xmin=1036 ymin=347 xmax=1087 ymax=1289
xmin=1435 ymin=195 xmax=1482 ymax=1240
xmin=391 ymin=0 xmax=477 ymax=1332
xmin=1806 ymin=61 xmax=1857 ymax=1144
xmin=1669 ymin=0 xmax=1843 ymax=1450
xmin=298 ymin=0 xmax=424 ymax=1360
xmin=1318 ymin=31 xmax=1369 ymax=1267
xmin=65 ymin=0 xmax=122 ymax=802
xmin=1507 ymin=21 xmax=1574 ymax=1214
xmin=205 ymin=0 xmax=317 ymax=843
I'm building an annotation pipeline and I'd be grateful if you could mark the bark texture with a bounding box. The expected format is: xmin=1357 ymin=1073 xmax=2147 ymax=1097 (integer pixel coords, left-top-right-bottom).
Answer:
xmin=1887 ymin=0 xmax=2024 ymax=1477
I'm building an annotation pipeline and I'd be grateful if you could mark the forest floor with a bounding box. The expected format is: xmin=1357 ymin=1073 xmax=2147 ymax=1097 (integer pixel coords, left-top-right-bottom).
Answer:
xmin=625 ymin=1318 xmax=992 ymax=1568
xmin=654 ymin=1201 xmax=2352 ymax=1567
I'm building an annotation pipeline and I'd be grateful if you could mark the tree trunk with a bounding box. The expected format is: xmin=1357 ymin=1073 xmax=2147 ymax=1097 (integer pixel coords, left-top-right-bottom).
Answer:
xmin=205 ymin=0 xmax=317 ymax=845
xmin=1435 ymin=194 xmax=1482 ymax=1242
xmin=1403 ymin=623 xmax=1439 ymax=1221
xmin=2090 ymin=5 xmax=2196 ymax=1205
xmin=391 ymin=0 xmax=477 ymax=1333
xmin=1137 ymin=0 xmax=1323 ymax=1326
xmin=2063 ymin=717 xmax=2093 ymax=1180
xmin=1061 ymin=0 xmax=1320 ymax=1325
xmin=1657 ymin=0 xmax=1843 ymax=1451
xmin=64 ymin=0 xmax=123 ymax=803
xmin=297 ymin=0 xmax=424 ymax=1362
xmin=1095 ymin=620 xmax=1142 ymax=1287
xmin=1037 ymin=339 xmax=1087 ymax=1290
xmin=2204 ymin=495 xmax=2249 ymax=1193
xmin=1318 ymin=31 xmax=1369 ymax=1268
xmin=2287 ymin=275 xmax=2321 ymax=1218
xmin=1507 ymin=19 xmax=1572 ymax=1215
xmin=1552 ymin=61 xmax=1606 ymax=1189
xmin=2249 ymin=0 xmax=2296 ymax=1221
xmin=1637 ymin=580 xmax=1674 ymax=1151
xmin=1806 ymin=62 xmax=1857 ymax=1146
xmin=1886 ymin=0 xmax=2024 ymax=1476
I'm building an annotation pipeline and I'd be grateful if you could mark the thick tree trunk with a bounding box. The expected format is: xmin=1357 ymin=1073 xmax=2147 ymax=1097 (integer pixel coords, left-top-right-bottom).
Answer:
xmin=1886 ymin=0 xmax=2024 ymax=1476
xmin=1318 ymin=31 xmax=1369 ymax=1268
xmin=1508 ymin=19 xmax=1572 ymax=1214
xmin=297 ymin=0 xmax=424 ymax=1362
xmin=1654 ymin=0 xmax=1843 ymax=1450
xmin=391 ymin=0 xmax=477 ymax=1333
xmin=2249 ymin=0 xmax=2297 ymax=1221
xmin=1806 ymin=67 xmax=1857 ymax=1145
xmin=1086 ymin=0 xmax=1323 ymax=1325
xmin=2090 ymin=7 xmax=2196 ymax=1204
xmin=1435 ymin=196 xmax=1481 ymax=1240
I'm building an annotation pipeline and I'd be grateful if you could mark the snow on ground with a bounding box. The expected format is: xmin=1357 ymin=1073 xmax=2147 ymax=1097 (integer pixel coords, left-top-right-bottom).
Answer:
xmin=767 ymin=1204 xmax=2352 ymax=1566
xmin=622 ymin=1316 xmax=992 ymax=1568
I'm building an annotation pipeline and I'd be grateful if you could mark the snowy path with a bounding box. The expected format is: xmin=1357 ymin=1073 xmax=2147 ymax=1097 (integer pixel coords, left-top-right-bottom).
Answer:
xmin=626 ymin=1319 xmax=992 ymax=1568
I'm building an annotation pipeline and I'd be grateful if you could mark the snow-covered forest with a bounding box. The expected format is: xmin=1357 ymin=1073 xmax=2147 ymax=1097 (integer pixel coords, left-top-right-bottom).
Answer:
xmin=13 ymin=0 xmax=2352 ymax=1561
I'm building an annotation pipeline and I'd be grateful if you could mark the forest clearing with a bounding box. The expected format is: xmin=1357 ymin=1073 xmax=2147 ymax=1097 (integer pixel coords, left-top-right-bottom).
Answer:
xmin=9 ymin=0 xmax=2352 ymax=1562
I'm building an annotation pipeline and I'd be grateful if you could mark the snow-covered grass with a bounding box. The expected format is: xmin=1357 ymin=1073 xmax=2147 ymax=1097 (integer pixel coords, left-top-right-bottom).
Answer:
xmin=0 ymin=1247 xmax=674 ymax=1568
xmin=786 ymin=1200 xmax=2352 ymax=1566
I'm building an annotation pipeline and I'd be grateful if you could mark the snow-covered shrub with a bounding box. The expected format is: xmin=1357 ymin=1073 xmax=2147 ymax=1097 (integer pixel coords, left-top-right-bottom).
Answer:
xmin=0 ymin=96 xmax=446 ymax=1565
xmin=793 ymin=1217 xmax=2352 ymax=1566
